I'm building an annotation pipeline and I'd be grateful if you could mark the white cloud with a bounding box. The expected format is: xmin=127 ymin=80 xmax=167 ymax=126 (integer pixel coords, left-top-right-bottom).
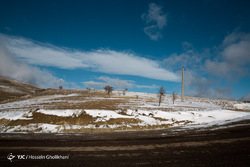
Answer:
xmin=98 ymin=76 xmax=134 ymax=89
xmin=241 ymin=93 xmax=250 ymax=101
xmin=82 ymin=76 xmax=159 ymax=90
xmin=162 ymin=40 xmax=235 ymax=99
xmin=142 ymin=3 xmax=167 ymax=40
xmin=162 ymin=31 xmax=250 ymax=99
xmin=222 ymin=41 xmax=250 ymax=64
xmin=0 ymin=34 xmax=89 ymax=69
xmin=0 ymin=34 xmax=180 ymax=82
xmin=143 ymin=25 xmax=163 ymax=41
xmin=135 ymin=84 xmax=158 ymax=89
xmin=222 ymin=31 xmax=250 ymax=47
xmin=204 ymin=60 xmax=232 ymax=78
xmin=87 ymin=50 xmax=180 ymax=82
xmin=163 ymin=52 xmax=201 ymax=71
xmin=205 ymin=32 xmax=250 ymax=79
xmin=185 ymin=72 xmax=232 ymax=99
xmin=0 ymin=41 xmax=61 ymax=88
xmin=83 ymin=81 xmax=104 ymax=88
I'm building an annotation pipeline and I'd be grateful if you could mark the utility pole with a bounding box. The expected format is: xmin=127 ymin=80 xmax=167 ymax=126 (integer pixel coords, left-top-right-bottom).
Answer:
xmin=118 ymin=79 xmax=121 ymax=96
xmin=59 ymin=79 xmax=63 ymax=90
xmin=181 ymin=67 xmax=184 ymax=102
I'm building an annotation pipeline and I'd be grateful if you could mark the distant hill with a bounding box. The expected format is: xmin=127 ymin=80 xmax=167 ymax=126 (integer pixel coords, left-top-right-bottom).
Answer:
xmin=0 ymin=76 xmax=42 ymax=102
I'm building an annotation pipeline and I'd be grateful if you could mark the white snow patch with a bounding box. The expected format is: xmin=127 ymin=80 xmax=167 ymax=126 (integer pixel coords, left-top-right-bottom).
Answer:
xmin=36 ymin=109 xmax=83 ymax=117
xmin=0 ymin=94 xmax=78 ymax=110
xmin=0 ymin=85 xmax=9 ymax=89
xmin=0 ymin=110 xmax=32 ymax=120
xmin=66 ymin=93 xmax=80 ymax=97
xmin=39 ymin=124 xmax=59 ymax=133
xmin=3 ymin=123 xmax=59 ymax=133
xmin=84 ymin=110 xmax=134 ymax=122
xmin=234 ymin=103 xmax=250 ymax=110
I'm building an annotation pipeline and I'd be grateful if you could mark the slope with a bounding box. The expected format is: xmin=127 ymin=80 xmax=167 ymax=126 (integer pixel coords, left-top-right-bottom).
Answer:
xmin=0 ymin=76 xmax=42 ymax=102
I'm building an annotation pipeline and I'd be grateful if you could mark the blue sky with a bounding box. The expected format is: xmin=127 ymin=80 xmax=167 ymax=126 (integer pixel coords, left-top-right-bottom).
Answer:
xmin=0 ymin=0 xmax=250 ymax=100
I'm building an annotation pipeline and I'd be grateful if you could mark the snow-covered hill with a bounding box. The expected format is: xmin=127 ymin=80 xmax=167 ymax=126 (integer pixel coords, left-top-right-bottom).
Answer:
xmin=0 ymin=89 xmax=249 ymax=133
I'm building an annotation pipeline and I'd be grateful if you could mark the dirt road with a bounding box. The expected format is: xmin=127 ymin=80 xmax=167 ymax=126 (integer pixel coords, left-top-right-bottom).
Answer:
xmin=0 ymin=121 xmax=250 ymax=166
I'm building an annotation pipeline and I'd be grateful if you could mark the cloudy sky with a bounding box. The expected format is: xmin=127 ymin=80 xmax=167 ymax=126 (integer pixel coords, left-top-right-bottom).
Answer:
xmin=0 ymin=0 xmax=250 ymax=100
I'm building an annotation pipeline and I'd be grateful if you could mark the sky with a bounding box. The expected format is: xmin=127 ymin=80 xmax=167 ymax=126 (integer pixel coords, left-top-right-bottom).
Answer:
xmin=0 ymin=0 xmax=250 ymax=100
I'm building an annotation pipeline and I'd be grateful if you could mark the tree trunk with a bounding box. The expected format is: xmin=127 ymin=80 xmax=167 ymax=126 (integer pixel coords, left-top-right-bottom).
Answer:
xmin=158 ymin=95 xmax=162 ymax=106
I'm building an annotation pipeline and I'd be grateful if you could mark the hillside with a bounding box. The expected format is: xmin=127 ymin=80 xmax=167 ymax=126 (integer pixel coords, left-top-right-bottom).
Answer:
xmin=0 ymin=76 xmax=42 ymax=102
xmin=0 ymin=86 xmax=249 ymax=133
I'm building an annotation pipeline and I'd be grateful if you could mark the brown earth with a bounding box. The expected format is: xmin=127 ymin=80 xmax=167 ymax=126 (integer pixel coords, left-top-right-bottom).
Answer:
xmin=0 ymin=76 xmax=42 ymax=102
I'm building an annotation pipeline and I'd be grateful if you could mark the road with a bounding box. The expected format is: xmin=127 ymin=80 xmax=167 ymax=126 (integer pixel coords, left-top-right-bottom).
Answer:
xmin=0 ymin=121 xmax=250 ymax=166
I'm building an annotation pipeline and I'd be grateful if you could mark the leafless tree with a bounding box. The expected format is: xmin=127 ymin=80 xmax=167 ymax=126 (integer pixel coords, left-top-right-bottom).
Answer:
xmin=104 ymin=85 xmax=113 ymax=98
xmin=172 ymin=92 xmax=177 ymax=104
xmin=123 ymin=88 xmax=128 ymax=96
xmin=157 ymin=86 xmax=166 ymax=106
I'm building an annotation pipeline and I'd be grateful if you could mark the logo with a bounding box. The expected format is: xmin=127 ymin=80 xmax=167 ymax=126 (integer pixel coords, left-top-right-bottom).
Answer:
xmin=7 ymin=153 xmax=15 ymax=162
xmin=17 ymin=155 xmax=25 ymax=159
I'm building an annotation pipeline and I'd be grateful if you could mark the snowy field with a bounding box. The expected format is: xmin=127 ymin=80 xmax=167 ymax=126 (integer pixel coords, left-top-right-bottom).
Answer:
xmin=0 ymin=90 xmax=250 ymax=133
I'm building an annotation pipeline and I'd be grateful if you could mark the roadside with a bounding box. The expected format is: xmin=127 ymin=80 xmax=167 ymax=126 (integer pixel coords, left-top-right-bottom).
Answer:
xmin=0 ymin=120 xmax=249 ymax=166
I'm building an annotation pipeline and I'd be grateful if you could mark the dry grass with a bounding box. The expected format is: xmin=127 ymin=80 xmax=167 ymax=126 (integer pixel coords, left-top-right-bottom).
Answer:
xmin=154 ymin=117 xmax=169 ymax=121
xmin=174 ymin=120 xmax=193 ymax=125
xmin=96 ymin=118 xmax=142 ymax=125
xmin=1 ymin=87 xmax=247 ymax=133
xmin=0 ymin=76 xmax=42 ymax=102
xmin=7 ymin=111 xmax=94 ymax=126
xmin=0 ymin=118 xmax=9 ymax=124
xmin=228 ymin=108 xmax=250 ymax=112
xmin=38 ymin=98 xmax=129 ymax=110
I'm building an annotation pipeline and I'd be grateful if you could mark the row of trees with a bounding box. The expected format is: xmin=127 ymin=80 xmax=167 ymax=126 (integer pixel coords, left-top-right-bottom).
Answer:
xmin=157 ymin=86 xmax=177 ymax=106
xmin=97 ymin=85 xmax=177 ymax=105
xmin=103 ymin=86 xmax=128 ymax=98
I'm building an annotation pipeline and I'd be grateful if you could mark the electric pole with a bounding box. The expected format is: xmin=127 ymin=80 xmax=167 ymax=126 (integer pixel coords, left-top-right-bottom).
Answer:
xmin=181 ymin=67 xmax=184 ymax=102
xmin=59 ymin=79 xmax=63 ymax=90
xmin=118 ymin=79 xmax=121 ymax=96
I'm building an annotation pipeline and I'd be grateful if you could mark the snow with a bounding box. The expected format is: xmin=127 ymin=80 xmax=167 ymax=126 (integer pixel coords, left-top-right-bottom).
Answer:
xmin=0 ymin=110 xmax=31 ymax=120
xmin=39 ymin=124 xmax=60 ymax=133
xmin=1 ymin=90 xmax=250 ymax=133
xmin=37 ymin=109 xmax=82 ymax=117
xmin=0 ymin=85 xmax=9 ymax=89
xmin=1 ymin=109 xmax=249 ymax=133
xmin=66 ymin=93 xmax=80 ymax=97
xmin=0 ymin=94 xmax=79 ymax=110
xmin=85 ymin=110 xmax=134 ymax=122
xmin=127 ymin=109 xmax=250 ymax=126
xmin=234 ymin=103 xmax=250 ymax=110
xmin=4 ymin=124 xmax=60 ymax=133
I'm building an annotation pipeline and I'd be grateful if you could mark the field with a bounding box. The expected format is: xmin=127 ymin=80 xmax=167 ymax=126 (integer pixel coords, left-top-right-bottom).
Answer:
xmin=1 ymin=78 xmax=250 ymax=166
xmin=1 ymin=88 xmax=250 ymax=133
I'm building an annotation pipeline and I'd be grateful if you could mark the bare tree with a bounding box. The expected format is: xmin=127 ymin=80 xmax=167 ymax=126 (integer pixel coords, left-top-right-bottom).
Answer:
xmin=104 ymin=85 xmax=113 ymax=98
xmin=172 ymin=92 xmax=177 ymax=104
xmin=157 ymin=87 xmax=166 ymax=106
xmin=123 ymin=88 xmax=128 ymax=96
